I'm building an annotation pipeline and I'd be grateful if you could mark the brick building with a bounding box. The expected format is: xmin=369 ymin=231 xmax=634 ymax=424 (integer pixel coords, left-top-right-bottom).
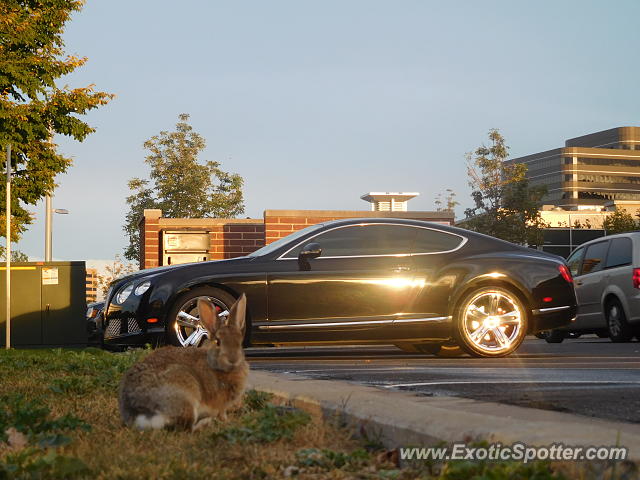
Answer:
xmin=86 ymin=268 xmax=98 ymax=302
xmin=138 ymin=208 xmax=454 ymax=269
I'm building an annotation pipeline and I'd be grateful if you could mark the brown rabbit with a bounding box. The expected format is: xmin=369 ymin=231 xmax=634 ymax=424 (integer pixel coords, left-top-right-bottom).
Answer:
xmin=118 ymin=294 xmax=249 ymax=431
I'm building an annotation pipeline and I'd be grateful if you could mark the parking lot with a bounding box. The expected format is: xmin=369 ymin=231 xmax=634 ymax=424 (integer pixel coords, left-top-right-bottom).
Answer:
xmin=247 ymin=337 xmax=640 ymax=424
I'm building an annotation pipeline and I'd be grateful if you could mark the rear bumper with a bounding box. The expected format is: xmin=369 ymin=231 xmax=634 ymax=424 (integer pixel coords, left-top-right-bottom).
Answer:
xmin=531 ymin=305 xmax=577 ymax=332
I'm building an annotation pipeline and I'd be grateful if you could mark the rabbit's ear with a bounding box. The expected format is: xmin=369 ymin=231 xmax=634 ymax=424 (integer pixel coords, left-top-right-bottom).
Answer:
xmin=228 ymin=294 xmax=247 ymax=331
xmin=197 ymin=298 xmax=219 ymax=334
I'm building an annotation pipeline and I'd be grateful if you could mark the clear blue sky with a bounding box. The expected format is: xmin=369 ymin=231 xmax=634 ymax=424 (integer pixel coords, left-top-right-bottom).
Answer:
xmin=15 ymin=0 xmax=640 ymax=262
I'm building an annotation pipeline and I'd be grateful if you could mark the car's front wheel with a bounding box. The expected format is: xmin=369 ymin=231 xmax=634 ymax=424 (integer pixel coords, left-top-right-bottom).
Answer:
xmin=454 ymin=286 xmax=528 ymax=357
xmin=606 ymin=299 xmax=634 ymax=343
xmin=166 ymin=287 xmax=236 ymax=347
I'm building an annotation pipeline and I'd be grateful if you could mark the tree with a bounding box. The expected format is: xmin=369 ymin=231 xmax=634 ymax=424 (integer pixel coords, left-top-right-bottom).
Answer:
xmin=603 ymin=209 xmax=637 ymax=234
xmin=96 ymin=254 xmax=138 ymax=298
xmin=0 ymin=246 xmax=28 ymax=262
xmin=434 ymin=189 xmax=459 ymax=213
xmin=123 ymin=114 xmax=245 ymax=261
xmin=0 ymin=0 xmax=113 ymax=242
xmin=462 ymin=129 xmax=548 ymax=245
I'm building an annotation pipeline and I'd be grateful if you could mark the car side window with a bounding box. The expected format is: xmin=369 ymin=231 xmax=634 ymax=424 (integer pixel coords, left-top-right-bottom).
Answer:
xmin=283 ymin=224 xmax=416 ymax=258
xmin=605 ymin=237 xmax=632 ymax=269
xmin=566 ymin=247 xmax=584 ymax=277
xmin=581 ymin=241 xmax=609 ymax=275
xmin=412 ymin=228 xmax=463 ymax=253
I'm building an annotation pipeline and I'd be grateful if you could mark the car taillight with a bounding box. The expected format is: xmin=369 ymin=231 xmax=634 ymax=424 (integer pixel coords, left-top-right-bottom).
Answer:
xmin=558 ymin=264 xmax=573 ymax=283
xmin=633 ymin=269 xmax=640 ymax=289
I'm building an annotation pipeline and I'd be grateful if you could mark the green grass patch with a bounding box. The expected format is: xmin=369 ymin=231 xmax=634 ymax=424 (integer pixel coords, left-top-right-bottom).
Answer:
xmin=0 ymin=348 xmax=634 ymax=479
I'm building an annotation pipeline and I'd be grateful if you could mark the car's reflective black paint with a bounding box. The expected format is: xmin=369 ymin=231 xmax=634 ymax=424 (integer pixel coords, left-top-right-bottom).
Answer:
xmin=103 ymin=218 xmax=577 ymax=356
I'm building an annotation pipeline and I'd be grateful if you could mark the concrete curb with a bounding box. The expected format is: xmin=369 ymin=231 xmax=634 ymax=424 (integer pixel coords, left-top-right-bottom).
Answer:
xmin=248 ymin=370 xmax=640 ymax=461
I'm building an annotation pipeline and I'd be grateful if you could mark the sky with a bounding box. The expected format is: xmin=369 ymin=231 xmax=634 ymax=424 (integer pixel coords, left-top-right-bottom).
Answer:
xmin=13 ymin=0 xmax=640 ymax=265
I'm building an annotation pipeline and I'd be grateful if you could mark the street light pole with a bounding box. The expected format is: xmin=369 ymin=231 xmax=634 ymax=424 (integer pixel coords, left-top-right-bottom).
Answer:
xmin=45 ymin=194 xmax=52 ymax=261
xmin=5 ymin=144 xmax=11 ymax=349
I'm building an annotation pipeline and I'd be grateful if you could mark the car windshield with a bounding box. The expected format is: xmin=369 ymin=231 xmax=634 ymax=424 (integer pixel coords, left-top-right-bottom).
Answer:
xmin=248 ymin=223 xmax=325 ymax=257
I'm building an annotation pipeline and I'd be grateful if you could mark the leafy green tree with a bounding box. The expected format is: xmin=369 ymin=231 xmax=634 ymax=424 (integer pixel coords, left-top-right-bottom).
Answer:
xmin=123 ymin=114 xmax=245 ymax=261
xmin=462 ymin=129 xmax=547 ymax=245
xmin=0 ymin=246 xmax=28 ymax=262
xmin=0 ymin=0 xmax=113 ymax=242
xmin=603 ymin=209 xmax=637 ymax=234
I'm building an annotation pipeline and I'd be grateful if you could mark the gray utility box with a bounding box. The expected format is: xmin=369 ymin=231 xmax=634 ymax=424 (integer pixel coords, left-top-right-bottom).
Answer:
xmin=0 ymin=261 xmax=87 ymax=348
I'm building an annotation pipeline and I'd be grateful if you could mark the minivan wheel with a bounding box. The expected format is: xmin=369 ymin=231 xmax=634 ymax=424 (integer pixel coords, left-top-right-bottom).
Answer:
xmin=606 ymin=299 xmax=634 ymax=343
xmin=544 ymin=330 xmax=566 ymax=343
xmin=454 ymin=287 xmax=527 ymax=357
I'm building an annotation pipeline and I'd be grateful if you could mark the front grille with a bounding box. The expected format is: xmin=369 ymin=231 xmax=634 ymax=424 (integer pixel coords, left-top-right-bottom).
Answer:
xmin=127 ymin=318 xmax=141 ymax=334
xmin=105 ymin=316 xmax=142 ymax=338
xmin=105 ymin=319 xmax=121 ymax=338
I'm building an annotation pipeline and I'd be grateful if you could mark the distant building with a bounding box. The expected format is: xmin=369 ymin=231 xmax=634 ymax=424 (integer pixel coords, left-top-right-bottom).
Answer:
xmin=506 ymin=126 xmax=640 ymax=208
xmin=360 ymin=192 xmax=419 ymax=212
xmin=86 ymin=268 xmax=98 ymax=303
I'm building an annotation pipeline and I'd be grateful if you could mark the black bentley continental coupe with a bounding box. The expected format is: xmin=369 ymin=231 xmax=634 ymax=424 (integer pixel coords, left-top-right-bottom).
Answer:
xmin=103 ymin=219 xmax=577 ymax=357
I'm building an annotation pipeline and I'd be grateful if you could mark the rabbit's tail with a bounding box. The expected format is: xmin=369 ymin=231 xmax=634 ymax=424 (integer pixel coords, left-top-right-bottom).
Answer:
xmin=133 ymin=413 xmax=170 ymax=430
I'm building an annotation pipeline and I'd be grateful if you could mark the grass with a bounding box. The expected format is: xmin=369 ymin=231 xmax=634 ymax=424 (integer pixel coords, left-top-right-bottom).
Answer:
xmin=0 ymin=348 xmax=635 ymax=479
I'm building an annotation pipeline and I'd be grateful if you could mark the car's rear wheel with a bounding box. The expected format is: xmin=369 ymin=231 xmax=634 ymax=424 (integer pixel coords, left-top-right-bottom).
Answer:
xmin=454 ymin=286 xmax=527 ymax=357
xmin=166 ymin=287 xmax=236 ymax=347
xmin=606 ymin=299 xmax=634 ymax=343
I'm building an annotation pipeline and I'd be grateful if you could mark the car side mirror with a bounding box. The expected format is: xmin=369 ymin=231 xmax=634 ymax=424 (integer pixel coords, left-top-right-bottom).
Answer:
xmin=299 ymin=242 xmax=322 ymax=260
xmin=298 ymin=243 xmax=321 ymax=271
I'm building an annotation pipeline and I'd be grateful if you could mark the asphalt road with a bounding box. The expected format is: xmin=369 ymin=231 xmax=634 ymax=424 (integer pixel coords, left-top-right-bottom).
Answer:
xmin=246 ymin=337 xmax=640 ymax=424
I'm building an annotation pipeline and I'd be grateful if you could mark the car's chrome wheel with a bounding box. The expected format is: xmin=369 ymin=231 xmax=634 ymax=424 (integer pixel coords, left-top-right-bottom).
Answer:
xmin=456 ymin=287 xmax=527 ymax=357
xmin=166 ymin=287 xmax=239 ymax=348
xmin=174 ymin=296 xmax=229 ymax=347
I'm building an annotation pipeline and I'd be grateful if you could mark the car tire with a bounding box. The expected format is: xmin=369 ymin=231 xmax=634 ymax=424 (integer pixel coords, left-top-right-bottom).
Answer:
xmin=453 ymin=286 xmax=528 ymax=358
xmin=543 ymin=330 xmax=566 ymax=343
xmin=166 ymin=287 xmax=240 ymax=348
xmin=606 ymin=299 xmax=634 ymax=343
xmin=596 ymin=330 xmax=609 ymax=339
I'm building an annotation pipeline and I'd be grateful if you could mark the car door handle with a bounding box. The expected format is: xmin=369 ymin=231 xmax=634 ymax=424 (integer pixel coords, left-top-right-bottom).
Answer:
xmin=575 ymin=280 xmax=583 ymax=286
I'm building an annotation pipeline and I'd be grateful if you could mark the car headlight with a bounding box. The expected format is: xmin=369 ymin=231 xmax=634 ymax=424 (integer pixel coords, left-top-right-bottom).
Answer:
xmin=134 ymin=281 xmax=151 ymax=296
xmin=116 ymin=283 xmax=134 ymax=304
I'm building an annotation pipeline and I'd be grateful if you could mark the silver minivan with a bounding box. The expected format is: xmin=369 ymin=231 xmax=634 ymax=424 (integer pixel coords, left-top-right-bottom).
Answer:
xmin=545 ymin=232 xmax=640 ymax=343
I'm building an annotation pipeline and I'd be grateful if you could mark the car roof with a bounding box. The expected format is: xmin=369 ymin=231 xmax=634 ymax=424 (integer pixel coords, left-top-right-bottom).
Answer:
xmin=573 ymin=230 xmax=640 ymax=249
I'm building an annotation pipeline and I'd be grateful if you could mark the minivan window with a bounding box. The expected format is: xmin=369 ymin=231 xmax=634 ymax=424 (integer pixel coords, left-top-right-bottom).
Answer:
xmin=582 ymin=241 xmax=609 ymax=275
xmin=605 ymin=237 xmax=633 ymax=269
xmin=566 ymin=247 xmax=584 ymax=276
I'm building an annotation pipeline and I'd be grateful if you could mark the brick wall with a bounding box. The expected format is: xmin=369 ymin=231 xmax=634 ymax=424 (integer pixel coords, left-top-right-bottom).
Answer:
xmin=139 ymin=209 xmax=162 ymax=269
xmin=139 ymin=209 xmax=455 ymax=268
xmin=139 ymin=210 xmax=265 ymax=269
xmin=207 ymin=222 xmax=265 ymax=259
xmin=263 ymin=209 xmax=454 ymax=244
